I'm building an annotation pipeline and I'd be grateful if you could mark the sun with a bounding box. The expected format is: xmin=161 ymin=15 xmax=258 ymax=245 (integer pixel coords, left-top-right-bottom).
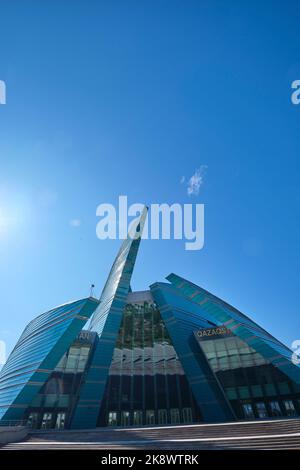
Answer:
xmin=0 ymin=204 xmax=22 ymax=236
xmin=0 ymin=191 xmax=32 ymax=240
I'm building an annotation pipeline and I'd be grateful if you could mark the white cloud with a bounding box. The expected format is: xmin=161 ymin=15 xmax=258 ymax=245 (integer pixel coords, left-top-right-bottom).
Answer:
xmin=187 ymin=166 xmax=207 ymax=196
xmin=69 ymin=218 xmax=81 ymax=227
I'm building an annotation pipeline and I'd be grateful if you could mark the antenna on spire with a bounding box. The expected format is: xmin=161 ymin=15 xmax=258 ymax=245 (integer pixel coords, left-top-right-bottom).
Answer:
xmin=90 ymin=284 xmax=95 ymax=298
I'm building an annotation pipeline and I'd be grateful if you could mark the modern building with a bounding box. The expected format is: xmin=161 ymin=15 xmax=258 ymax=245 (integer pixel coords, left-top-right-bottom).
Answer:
xmin=1 ymin=208 xmax=300 ymax=430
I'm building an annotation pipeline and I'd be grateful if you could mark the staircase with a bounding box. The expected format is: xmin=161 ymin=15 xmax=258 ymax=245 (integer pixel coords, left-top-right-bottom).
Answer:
xmin=2 ymin=418 xmax=300 ymax=450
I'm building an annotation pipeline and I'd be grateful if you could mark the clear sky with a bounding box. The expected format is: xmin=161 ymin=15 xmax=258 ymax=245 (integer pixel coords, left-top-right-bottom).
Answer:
xmin=0 ymin=0 xmax=300 ymax=358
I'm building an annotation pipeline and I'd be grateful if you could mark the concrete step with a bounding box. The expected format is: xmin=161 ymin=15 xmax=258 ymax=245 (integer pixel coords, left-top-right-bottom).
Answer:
xmin=27 ymin=418 xmax=300 ymax=442
xmin=2 ymin=418 xmax=300 ymax=450
xmin=3 ymin=436 xmax=300 ymax=450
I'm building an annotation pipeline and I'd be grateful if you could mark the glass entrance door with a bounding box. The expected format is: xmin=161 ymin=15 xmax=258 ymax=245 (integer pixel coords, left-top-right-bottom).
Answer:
xmin=283 ymin=400 xmax=296 ymax=416
xmin=55 ymin=412 xmax=66 ymax=429
xmin=121 ymin=411 xmax=130 ymax=426
xmin=41 ymin=412 xmax=52 ymax=429
xmin=255 ymin=402 xmax=268 ymax=419
xmin=242 ymin=403 xmax=255 ymax=419
xmin=133 ymin=410 xmax=143 ymax=425
xmin=269 ymin=401 xmax=282 ymax=417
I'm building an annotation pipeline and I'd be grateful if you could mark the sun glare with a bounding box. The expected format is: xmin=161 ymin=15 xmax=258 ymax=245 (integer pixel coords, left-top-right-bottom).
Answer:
xmin=0 ymin=202 xmax=27 ymax=237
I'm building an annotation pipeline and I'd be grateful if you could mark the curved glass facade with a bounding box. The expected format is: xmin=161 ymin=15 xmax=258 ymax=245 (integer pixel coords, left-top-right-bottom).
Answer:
xmin=25 ymin=331 xmax=96 ymax=429
xmin=197 ymin=329 xmax=300 ymax=419
xmin=0 ymin=298 xmax=98 ymax=423
xmin=1 ymin=215 xmax=300 ymax=429
xmin=98 ymin=299 xmax=202 ymax=426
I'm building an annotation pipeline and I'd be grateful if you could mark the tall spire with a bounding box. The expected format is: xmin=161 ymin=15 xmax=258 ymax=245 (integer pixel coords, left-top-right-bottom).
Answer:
xmin=71 ymin=206 xmax=147 ymax=428
xmin=89 ymin=206 xmax=147 ymax=332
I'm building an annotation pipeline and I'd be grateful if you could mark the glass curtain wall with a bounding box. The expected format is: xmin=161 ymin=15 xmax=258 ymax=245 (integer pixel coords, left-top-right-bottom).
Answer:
xmin=199 ymin=333 xmax=300 ymax=420
xmin=26 ymin=332 xmax=96 ymax=429
xmin=98 ymin=301 xmax=201 ymax=426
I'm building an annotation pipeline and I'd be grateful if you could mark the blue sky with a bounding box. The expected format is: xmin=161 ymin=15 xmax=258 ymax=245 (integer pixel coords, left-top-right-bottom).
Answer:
xmin=0 ymin=0 xmax=300 ymax=357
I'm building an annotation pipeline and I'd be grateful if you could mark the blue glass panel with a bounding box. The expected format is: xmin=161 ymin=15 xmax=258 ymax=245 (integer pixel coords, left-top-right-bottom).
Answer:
xmin=0 ymin=297 xmax=98 ymax=422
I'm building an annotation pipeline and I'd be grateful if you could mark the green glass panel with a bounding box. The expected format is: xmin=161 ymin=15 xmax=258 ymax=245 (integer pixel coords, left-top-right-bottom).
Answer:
xmin=264 ymin=383 xmax=276 ymax=396
xmin=251 ymin=385 xmax=263 ymax=397
xmin=278 ymin=382 xmax=290 ymax=395
xmin=226 ymin=387 xmax=238 ymax=400
xmin=238 ymin=386 xmax=250 ymax=399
